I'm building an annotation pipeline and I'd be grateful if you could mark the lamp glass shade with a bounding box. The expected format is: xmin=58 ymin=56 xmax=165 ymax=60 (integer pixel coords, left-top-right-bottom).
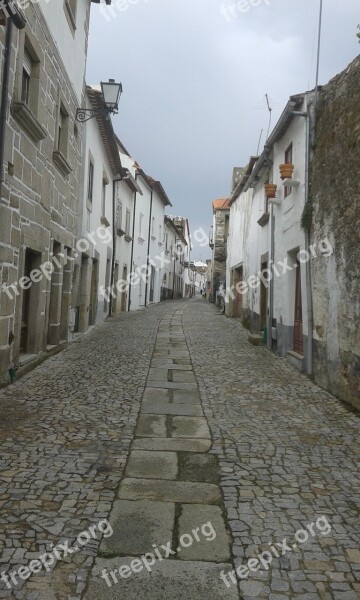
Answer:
xmin=101 ymin=79 xmax=122 ymax=110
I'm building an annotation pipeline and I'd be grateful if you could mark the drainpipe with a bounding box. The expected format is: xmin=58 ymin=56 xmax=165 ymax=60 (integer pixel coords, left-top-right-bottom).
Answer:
xmin=108 ymin=175 xmax=122 ymax=318
xmin=172 ymin=255 xmax=176 ymax=299
xmin=127 ymin=175 xmax=138 ymax=311
xmin=144 ymin=189 xmax=153 ymax=307
xmin=268 ymin=202 xmax=275 ymax=350
xmin=304 ymin=106 xmax=313 ymax=376
xmin=0 ymin=19 xmax=13 ymax=199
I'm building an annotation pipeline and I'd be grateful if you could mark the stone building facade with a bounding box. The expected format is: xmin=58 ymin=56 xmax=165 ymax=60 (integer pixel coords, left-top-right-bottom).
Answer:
xmin=310 ymin=56 xmax=360 ymax=409
xmin=0 ymin=1 xmax=106 ymax=382
xmin=209 ymin=197 xmax=230 ymax=303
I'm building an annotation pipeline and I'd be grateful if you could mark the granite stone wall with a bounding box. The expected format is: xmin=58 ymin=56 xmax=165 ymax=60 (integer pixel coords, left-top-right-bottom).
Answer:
xmin=310 ymin=56 xmax=360 ymax=409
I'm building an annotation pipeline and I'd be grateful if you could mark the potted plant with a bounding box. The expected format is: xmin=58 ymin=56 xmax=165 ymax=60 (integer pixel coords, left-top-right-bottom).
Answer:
xmin=264 ymin=183 xmax=277 ymax=198
xmin=279 ymin=163 xmax=294 ymax=180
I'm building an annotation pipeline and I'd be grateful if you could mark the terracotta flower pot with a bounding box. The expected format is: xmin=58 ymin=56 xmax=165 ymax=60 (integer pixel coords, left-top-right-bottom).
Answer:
xmin=264 ymin=183 xmax=277 ymax=198
xmin=279 ymin=163 xmax=294 ymax=180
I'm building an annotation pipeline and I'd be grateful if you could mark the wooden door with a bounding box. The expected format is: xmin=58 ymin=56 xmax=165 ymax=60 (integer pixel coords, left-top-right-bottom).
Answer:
xmin=293 ymin=259 xmax=303 ymax=354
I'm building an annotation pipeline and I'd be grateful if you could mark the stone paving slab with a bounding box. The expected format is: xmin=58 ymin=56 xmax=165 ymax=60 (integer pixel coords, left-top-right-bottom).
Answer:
xmin=173 ymin=390 xmax=202 ymax=404
xmin=153 ymin=351 xmax=190 ymax=359
xmin=86 ymin=558 xmax=239 ymax=600
xmin=172 ymin=371 xmax=197 ymax=383
xmin=150 ymin=363 xmax=193 ymax=371
xmin=132 ymin=438 xmax=212 ymax=453
xmin=147 ymin=381 xmax=198 ymax=390
xmin=135 ymin=414 xmax=167 ymax=437
xmin=178 ymin=453 xmax=220 ymax=483
xmin=147 ymin=369 xmax=169 ymax=381
xmin=177 ymin=505 xmax=231 ymax=562
xmin=125 ymin=450 xmax=178 ymax=480
xmin=141 ymin=403 xmax=203 ymax=416
xmin=171 ymin=416 xmax=211 ymax=439
xmin=143 ymin=388 xmax=170 ymax=403
xmin=118 ymin=478 xmax=221 ymax=504
xmin=99 ymin=500 xmax=175 ymax=555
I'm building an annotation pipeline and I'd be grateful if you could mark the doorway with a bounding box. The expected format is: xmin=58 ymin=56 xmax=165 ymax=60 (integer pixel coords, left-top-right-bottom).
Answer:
xmin=149 ymin=266 xmax=155 ymax=302
xmin=293 ymin=258 xmax=303 ymax=354
xmin=260 ymin=260 xmax=268 ymax=331
xmin=121 ymin=265 xmax=127 ymax=311
xmin=20 ymin=248 xmax=41 ymax=354
xmin=233 ymin=266 xmax=243 ymax=318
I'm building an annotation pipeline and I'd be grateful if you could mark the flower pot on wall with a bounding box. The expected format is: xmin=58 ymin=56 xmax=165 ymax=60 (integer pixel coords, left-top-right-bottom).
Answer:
xmin=264 ymin=183 xmax=277 ymax=198
xmin=279 ymin=163 xmax=294 ymax=180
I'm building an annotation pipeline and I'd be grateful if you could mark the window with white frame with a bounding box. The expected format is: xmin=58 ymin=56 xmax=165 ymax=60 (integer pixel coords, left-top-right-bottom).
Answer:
xmin=125 ymin=209 xmax=131 ymax=238
xmin=64 ymin=0 xmax=77 ymax=29
xmin=87 ymin=159 xmax=94 ymax=209
xmin=139 ymin=212 xmax=144 ymax=238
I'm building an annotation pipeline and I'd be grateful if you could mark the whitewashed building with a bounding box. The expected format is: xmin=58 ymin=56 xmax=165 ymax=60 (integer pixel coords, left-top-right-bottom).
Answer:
xmin=162 ymin=216 xmax=187 ymax=300
xmin=227 ymin=93 xmax=316 ymax=373
xmin=113 ymin=138 xmax=140 ymax=314
xmin=73 ymin=86 xmax=122 ymax=333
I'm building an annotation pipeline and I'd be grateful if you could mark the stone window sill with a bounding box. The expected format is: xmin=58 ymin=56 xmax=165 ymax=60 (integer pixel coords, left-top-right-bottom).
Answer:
xmin=11 ymin=101 xmax=47 ymax=143
xmin=257 ymin=212 xmax=270 ymax=227
xmin=101 ymin=215 xmax=110 ymax=228
xmin=117 ymin=226 xmax=126 ymax=237
xmin=64 ymin=1 xmax=77 ymax=32
xmin=124 ymin=234 xmax=132 ymax=243
xmin=53 ymin=150 xmax=72 ymax=176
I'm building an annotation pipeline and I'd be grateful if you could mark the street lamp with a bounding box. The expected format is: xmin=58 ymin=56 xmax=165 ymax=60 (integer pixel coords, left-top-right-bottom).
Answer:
xmin=75 ymin=79 xmax=123 ymax=122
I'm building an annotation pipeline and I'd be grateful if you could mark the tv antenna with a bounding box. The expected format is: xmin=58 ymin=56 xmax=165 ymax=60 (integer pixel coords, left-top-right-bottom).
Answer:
xmin=256 ymin=128 xmax=263 ymax=155
xmin=265 ymin=93 xmax=272 ymax=140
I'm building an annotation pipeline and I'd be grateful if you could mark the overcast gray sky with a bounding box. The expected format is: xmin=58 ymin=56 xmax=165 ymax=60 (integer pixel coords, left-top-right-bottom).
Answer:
xmin=87 ymin=0 xmax=359 ymax=260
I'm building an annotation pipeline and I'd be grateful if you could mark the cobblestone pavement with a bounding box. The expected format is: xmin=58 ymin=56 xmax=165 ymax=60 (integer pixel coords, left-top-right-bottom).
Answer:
xmin=0 ymin=302 xmax=175 ymax=599
xmin=0 ymin=298 xmax=359 ymax=600
xmin=184 ymin=298 xmax=360 ymax=600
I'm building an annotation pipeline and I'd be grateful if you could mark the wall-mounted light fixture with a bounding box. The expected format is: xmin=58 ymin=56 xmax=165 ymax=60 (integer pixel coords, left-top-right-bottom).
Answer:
xmin=75 ymin=79 xmax=123 ymax=122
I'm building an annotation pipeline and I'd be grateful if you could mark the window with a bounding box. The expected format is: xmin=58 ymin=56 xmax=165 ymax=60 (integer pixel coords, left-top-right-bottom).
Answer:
xmin=224 ymin=214 xmax=229 ymax=238
xmin=165 ymin=233 xmax=168 ymax=250
xmin=139 ymin=212 xmax=144 ymax=238
xmin=117 ymin=202 xmax=122 ymax=231
xmin=53 ymin=101 xmax=71 ymax=175
xmin=12 ymin=37 xmax=46 ymax=143
xmin=64 ymin=0 xmax=77 ymax=29
xmin=21 ymin=50 xmax=32 ymax=105
xmin=57 ymin=107 xmax=68 ymax=153
xmin=284 ymin=143 xmax=293 ymax=198
xmin=102 ymin=180 xmax=107 ymax=217
xmin=151 ymin=217 xmax=155 ymax=237
xmin=125 ymin=209 xmax=131 ymax=237
xmin=159 ymin=224 xmax=162 ymax=243
xmin=87 ymin=160 xmax=94 ymax=208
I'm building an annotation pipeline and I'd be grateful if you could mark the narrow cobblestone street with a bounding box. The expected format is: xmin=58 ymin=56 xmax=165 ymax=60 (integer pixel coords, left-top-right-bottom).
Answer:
xmin=0 ymin=298 xmax=359 ymax=600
